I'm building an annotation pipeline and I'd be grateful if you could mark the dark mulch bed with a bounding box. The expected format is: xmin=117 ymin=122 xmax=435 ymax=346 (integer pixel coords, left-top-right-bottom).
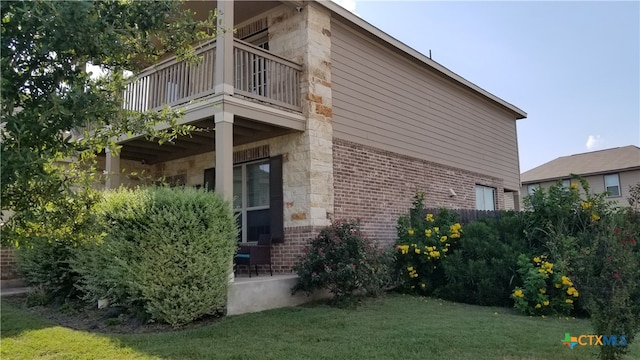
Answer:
xmin=2 ymin=293 xmax=224 ymax=334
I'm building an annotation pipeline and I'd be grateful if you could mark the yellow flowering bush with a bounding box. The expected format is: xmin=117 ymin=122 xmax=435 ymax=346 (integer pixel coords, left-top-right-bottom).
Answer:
xmin=512 ymin=254 xmax=577 ymax=316
xmin=396 ymin=192 xmax=461 ymax=294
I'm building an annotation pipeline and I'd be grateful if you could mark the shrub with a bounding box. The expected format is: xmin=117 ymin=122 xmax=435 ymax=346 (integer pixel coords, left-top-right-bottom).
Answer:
xmin=4 ymin=190 xmax=102 ymax=303
xmin=511 ymin=254 xmax=578 ymax=316
xmin=438 ymin=213 xmax=527 ymax=306
xmin=522 ymin=178 xmax=640 ymax=359
xmin=292 ymin=220 xmax=389 ymax=306
xmin=395 ymin=193 xmax=461 ymax=295
xmin=74 ymin=187 xmax=237 ymax=326
xmin=571 ymin=209 xmax=639 ymax=360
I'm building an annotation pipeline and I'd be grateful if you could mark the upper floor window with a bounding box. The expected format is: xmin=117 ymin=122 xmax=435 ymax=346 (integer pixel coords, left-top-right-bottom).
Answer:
xmin=561 ymin=179 xmax=570 ymax=189
xmin=527 ymin=184 xmax=540 ymax=195
xmin=604 ymin=174 xmax=620 ymax=197
xmin=475 ymin=185 xmax=496 ymax=211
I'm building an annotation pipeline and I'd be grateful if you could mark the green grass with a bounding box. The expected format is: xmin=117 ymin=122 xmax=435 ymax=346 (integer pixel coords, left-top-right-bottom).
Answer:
xmin=2 ymin=293 xmax=638 ymax=359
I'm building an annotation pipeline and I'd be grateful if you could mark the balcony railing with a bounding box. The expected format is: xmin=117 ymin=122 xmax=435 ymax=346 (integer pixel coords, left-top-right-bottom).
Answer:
xmin=123 ymin=39 xmax=302 ymax=113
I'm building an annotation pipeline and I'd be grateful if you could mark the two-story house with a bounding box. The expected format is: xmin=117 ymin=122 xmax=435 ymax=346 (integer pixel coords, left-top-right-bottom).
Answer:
xmin=101 ymin=0 xmax=527 ymax=274
xmin=521 ymin=146 xmax=640 ymax=208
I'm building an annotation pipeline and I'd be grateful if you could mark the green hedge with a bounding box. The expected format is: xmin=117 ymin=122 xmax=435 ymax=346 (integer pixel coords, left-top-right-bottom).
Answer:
xmin=438 ymin=213 xmax=528 ymax=306
xmin=74 ymin=187 xmax=237 ymax=326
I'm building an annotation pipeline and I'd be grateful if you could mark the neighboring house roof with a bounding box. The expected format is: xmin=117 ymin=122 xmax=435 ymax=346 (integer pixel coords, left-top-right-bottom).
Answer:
xmin=318 ymin=1 xmax=527 ymax=120
xmin=521 ymin=146 xmax=640 ymax=184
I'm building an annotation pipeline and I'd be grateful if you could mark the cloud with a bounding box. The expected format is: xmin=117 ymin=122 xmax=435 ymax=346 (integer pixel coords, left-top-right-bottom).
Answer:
xmin=331 ymin=0 xmax=357 ymax=13
xmin=585 ymin=135 xmax=603 ymax=150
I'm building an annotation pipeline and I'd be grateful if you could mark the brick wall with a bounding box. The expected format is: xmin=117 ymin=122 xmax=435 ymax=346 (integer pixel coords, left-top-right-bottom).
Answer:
xmin=237 ymin=225 xmax=322 ymax=275
xmin=333 ymin=138 xmax=505 ymax=247
xmin=1 ymin=246 xmax=20 ymax=281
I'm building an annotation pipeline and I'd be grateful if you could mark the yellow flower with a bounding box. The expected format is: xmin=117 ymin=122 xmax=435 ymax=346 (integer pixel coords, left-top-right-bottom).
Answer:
xmin=591 ymin=213 xmax=600 ymax=222
xmin=425 ymin=214 xmax=434 ymax=222
xmin=543 ymin=300 xmax=550 ymax=306
xmin=442 ymin=248 xmax=448 ymax=253
xmin=565 ymin=299 xmax=574 ymax=304
xmin=407 ymin=266 xmax=414 ymax=271
xmin=414 ymin=248 xmax=421 ymax=254
xmin=440 ymin=236 xmax=448 ymax=242
xmin=580 ymin=201 xmax=592 ymax=210
xmin=425 ymin=229 xmax=432 ymax=237
xmin=408 ymin=229 xmax=415 ymax=235
xmin=398 ymin=245 xmax=409 ymax=254
xmin=421 ymin=283 xmax=426 ymax=289
xmin=512 ymin=289 xmax=524 ymax=298
xmin=539 ymin=288 xmax=546 ymax=294
xmin=555 ymin=283 xmax=562 ymax=288
xmin=433 ymin=227 xmax=439 ymax=233
xmin=567 ymin=287 xmax=578 ymax=296
xmin=570 ymin=183 xmax=579 ymax=189
xmin=533 ymin=256 xmax=541 ymax=263
xmin=535 ymin=304 xmax=542 ymax=309
xmin=450 ymin=233 xmax=460 ymax=239
xmin=561 ymin=276 xmax=573 ymax=286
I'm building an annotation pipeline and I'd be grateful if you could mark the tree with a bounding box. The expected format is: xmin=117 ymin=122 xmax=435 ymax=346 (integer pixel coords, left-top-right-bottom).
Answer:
xmin=1 ymin=1 xmax=216 ymax=222
xmin=627 ymin=182 xmax=640 ymax=211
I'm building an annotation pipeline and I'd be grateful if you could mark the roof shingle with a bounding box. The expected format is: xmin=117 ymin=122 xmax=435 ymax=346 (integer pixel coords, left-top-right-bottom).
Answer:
xmin=521 ymin=146 xmax=640 ymax=183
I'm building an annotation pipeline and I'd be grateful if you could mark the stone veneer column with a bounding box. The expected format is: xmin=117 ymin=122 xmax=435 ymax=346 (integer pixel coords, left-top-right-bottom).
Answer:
xmin=301 ymin=4 xmax=334 ymax=227
xmin=267 ymin=4 xmax=334 ymax=229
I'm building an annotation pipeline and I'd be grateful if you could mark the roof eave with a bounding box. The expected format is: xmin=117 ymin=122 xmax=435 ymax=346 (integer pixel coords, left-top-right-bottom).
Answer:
xmin=521 ymin=166 xmax=640 ymax=184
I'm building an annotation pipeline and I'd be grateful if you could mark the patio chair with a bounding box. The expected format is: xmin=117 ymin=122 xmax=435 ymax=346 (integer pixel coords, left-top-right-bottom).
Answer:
xmin=234 ymin=234 xmax=273 ymax=277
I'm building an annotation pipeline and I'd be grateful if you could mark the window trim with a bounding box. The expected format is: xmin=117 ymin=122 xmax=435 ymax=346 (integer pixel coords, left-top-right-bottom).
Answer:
xmin=231 ymin=156 xmax=284 ymax=244
xmin=234 ymin=159 xmax=270 ymax=243
xmin=475 ymin=185 xmax=496 ymax=211
xmin=527 ymin=183 xmax=540 ymax=196
xmin=604 ymin=173 xmax=621 ymax=198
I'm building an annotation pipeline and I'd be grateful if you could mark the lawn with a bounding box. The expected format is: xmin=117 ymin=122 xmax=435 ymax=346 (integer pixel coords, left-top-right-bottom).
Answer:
xmin=1 ymin=293 xmax=638 ymax=360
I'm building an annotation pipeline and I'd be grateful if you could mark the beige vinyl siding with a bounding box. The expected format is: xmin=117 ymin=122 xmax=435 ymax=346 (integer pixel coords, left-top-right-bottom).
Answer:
xmin=520 ymin=169 xmax=640 ymax=208
xmin=331 ymin=20 xmax=521 ymax=190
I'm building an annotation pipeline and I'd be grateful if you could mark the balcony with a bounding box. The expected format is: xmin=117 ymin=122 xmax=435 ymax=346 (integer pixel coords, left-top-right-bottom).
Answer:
xmin=123 ymin=38 xmax=302 ymax=114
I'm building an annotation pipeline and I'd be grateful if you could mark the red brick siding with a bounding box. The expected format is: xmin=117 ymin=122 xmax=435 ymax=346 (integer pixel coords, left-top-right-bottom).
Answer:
xmin=1 ymin=247 xmax=20 ymax=280
xmin=333 ymin=139 xmax=505 ymax=247
xmin=236 ymin=226 xmax=323 ymax=276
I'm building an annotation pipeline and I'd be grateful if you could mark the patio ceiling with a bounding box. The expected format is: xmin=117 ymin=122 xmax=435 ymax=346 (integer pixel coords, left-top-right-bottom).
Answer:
xmin=118 ymin=116 xmax=294 ymax=164
xmin=186 ymin=1 xmax=285 ymax=25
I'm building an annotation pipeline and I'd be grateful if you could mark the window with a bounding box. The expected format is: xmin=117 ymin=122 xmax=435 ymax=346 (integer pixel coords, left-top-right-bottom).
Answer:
xmin=527 ymin=184 xmax=540 ymax=195
xmin=234 ymin=160 xmax=270 ymax=242
xmin=243 ymin=30 xmax=269 ymax=96
xmin=561 ymin=179 xmax=570 ymax=189
xmin=604 ymin=174 xmax=620 ymax=197
xmin=203 ymin=155 xmax=284 ymax=244
xmin=475 ymin=185 xmax=496 ymax=211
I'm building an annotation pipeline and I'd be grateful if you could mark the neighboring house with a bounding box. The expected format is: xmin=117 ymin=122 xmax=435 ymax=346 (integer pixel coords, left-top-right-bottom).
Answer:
xmin=520 ymin=146 xmax=640 ymax=208
xmin=102 ymin=0 xmax=527 ymax=273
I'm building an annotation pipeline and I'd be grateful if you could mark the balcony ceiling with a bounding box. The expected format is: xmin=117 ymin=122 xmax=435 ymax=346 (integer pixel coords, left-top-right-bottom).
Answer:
xmin=118 ymin=116 xmax=294 ymax=164
xmin=186 ymin=1 xmax=284 ymax=25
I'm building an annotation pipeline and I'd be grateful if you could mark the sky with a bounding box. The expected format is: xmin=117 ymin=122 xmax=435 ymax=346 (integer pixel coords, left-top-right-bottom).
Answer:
xmin=330 ymin=0 xmax=640 ymax=173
